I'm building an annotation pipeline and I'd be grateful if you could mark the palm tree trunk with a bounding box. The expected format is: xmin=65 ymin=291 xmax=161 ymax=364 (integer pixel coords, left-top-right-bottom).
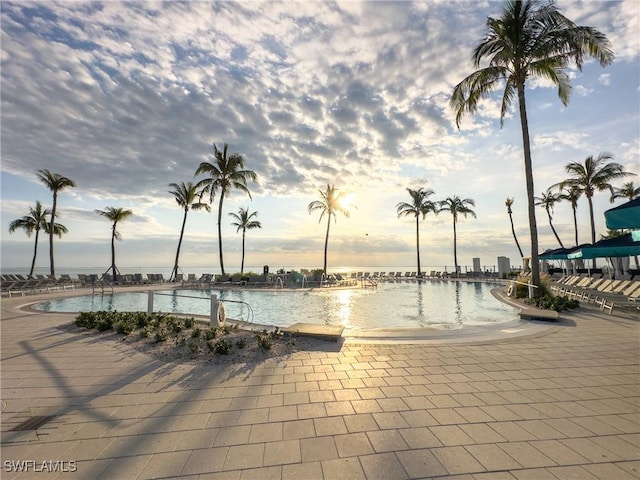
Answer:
xmin=508 ymin=211 xmax=524 ymax=258
xmin=29 ymin=229 xmax=40 ymax=277
xmin=572 ymin=206 xmax=579 ymax=246
xmin=217 ymin=192 xmax=226 ymax=277
xmin=323 ymin=215 xmax=331 ymax=275
xmin=171 ymin=209 xmax=188 ymax=282
xmin=546 ymin=210 xmax=565 ymax=248
xmin=241 ymin=229 xmax=246 ymax=275
xmin=517 ymin=83 xmax=540 ymax=295
xmin=453 ymin=216 xmax=458 ymax=276
xmin=415 ymin=214 xmax=421 ymax=276
xmin=110 ymin=224 xmax=117 ymax=283
xmin=49 ymin=192 xmax=57 ymax=276
xmin=587 ymin=194 xmax=597 ymax=269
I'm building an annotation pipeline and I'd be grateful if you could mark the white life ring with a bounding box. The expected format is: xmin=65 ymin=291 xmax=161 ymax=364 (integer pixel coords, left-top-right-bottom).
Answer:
xmin=216 ymin=300 xmax=226 ymax=326
xmin=507 ymin=284 xmax=514 ymax=297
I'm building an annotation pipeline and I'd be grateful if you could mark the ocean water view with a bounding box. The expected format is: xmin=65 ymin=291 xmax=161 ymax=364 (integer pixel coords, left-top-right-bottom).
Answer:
xmin=4 ymin=263 xmax=509 ymax=279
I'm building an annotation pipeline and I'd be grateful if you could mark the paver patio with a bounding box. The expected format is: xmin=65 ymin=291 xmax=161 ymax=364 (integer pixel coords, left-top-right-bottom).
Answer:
xmin=1 ymin=289 xmax=638 ymax=479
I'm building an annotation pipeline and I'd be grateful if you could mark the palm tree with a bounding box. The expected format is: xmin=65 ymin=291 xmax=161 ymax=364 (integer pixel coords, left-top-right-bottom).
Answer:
xmin=396 ymin=188 xmax=437 ymax=277
xmin=168 ymin=182 xmax=211 ymax=282
xmin=534 ymin=190 xmax=565 ymax=248
xmin=229 ymin=207 xmax=262 ymax=275
xmin=95 ymin=207 xmax=134 ymax=282
xmin=451 ymin=0 xmax=613 ymax=295
xmin=36 ymin=169 xmax=76 ymax=276
xmin=308 ymin=184 xmax=351 ymax=275
xmin=8 ymin=201 xmax=67 ymax=276
xmin=560 ymin=186 xmax=582 ymax=246
xmin=438 ymin=196 xmax=476 ymax=276
xmin=195 ymin=143 xmax=257 ymax=277
xmin=505 ymin=197 xmax=524 ymax=258
xmin=558 ymin=153 xmax=635 ymax=245
xmin=610 ymin=181 xmax=640 ymax=202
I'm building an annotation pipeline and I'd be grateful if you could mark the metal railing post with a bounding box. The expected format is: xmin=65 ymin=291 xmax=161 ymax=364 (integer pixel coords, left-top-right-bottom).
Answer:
xmin=147 ymin=291 xmax=153 ymax=314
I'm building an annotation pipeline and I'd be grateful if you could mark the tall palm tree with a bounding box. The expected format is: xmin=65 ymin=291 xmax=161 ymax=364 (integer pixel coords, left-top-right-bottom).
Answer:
xmin=8 ymin=201 xmax=67 ymax=276
xmin=610 ymin=181 xmax=640 ymax=203
xmin=534 ymin=190 xmax=565 ymax=248
xmin=558 ymin=153 xmax=635 ymax=245
xmin=451 ymin=0 xmax=613 ymax=294
xmin=195 ymin=143 xmax=257 ymax=277
xmin=396 ymin=188 xmax=437 ymax=277
xmin=168 ymin=181 xmax=211 ymax=282
xmin=95 ymin=207 xmax=134 ymax=282
xmin=229 ymin=207 xmax=262 ymax=275
xmin=308 ymin=184 xmax=351 ymax=275
xmin=505 ymin=197 xmax=524 ymax=258
xmin=36 ymin=169 xmax=76 ymax=276
xmin=438 ymin=196 xmax=476 ymax=276
xmin=560 ymin=185 xmax=582 ymax=246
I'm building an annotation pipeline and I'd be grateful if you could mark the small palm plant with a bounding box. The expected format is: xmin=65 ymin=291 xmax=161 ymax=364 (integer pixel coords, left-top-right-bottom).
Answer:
xmin=308 ymin=184 xmax=351 ymax=275
xmin=438 ymin=196 xmax=476 ymax=276
xmin=396 ymin=188 xmax=437 ymax=277
xmin=8 ymin=201 xmax=67 ymax=277
xmin=229 ymin=207 xmax=262 ymax=275
xmin=95 ymin=207 xmax=134 ymax=282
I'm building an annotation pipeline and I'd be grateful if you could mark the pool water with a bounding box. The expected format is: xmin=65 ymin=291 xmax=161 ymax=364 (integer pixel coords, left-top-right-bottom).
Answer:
xmin=33 ymin=281 xmax=517 ymax=331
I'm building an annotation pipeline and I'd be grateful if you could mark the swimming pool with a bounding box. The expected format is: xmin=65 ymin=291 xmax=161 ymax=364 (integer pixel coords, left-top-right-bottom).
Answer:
xmin=33 ymin=281 xmax=517 ymax=331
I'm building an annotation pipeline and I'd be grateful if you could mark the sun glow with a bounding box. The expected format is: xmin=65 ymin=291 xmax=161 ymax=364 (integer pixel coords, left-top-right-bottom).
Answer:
xmin=338 ymin=193 xmax=356 ymax=211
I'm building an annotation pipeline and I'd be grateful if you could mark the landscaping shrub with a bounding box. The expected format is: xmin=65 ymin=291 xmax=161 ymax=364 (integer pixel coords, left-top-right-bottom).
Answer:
xmin=204 ymin=327 xmax=217 ymax=341
xmin=212 ymin=338 xmax=232 ymax=355
xmin=154 ymin=328 xmax=168 ymax=343
xmin=526 ymin=294 xmax=580 ymax=312
xmin=115 ymin=319 xmax=136 ymax=335
xmin=188 ymin=340 xmax=200 ymax=354
xmin=255 ymin=331 xmax=273 ymax=351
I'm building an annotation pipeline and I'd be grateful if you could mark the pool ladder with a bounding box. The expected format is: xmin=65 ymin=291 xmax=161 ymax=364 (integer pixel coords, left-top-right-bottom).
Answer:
xmin=92 ymin=272 xmax=115 ymax=296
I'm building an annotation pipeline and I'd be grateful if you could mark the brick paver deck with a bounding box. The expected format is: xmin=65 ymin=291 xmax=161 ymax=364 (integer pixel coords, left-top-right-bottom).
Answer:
xmin=1 ymin=290 xmax=638 ymax=479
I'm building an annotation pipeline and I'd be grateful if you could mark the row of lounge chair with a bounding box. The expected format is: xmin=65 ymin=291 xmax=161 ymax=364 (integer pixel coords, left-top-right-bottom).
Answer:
xmin=1 ymin=274 xmax=76 ymax=297
xmin=343 ymin=271 xmax=500 ymax=281
xmin=551 ymin=275 xmax=640 ymax=313
xmin=1 ymin=272 xmax=175 ymax=297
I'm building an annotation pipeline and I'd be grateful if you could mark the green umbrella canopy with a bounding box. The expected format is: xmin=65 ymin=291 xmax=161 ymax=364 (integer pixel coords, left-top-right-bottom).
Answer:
xmin=605 ymin=198 xmax=640 ymax=230
xmin=539 ymin=245 xmax=586 ymax=260
xmin=567 ymin=232 xmax=640 ymax=260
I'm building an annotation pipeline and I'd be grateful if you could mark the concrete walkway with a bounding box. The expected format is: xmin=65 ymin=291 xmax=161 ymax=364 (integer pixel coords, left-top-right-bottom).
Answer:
xmin=1 ymin=290 xmax=638 ymax=479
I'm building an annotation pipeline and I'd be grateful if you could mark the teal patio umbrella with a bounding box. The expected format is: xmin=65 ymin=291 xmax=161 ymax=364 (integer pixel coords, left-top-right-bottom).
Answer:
xmin=604 ymin=198 xmax=640 ymax=230
xmin=568 ymin=232 xmax=640 ymax=260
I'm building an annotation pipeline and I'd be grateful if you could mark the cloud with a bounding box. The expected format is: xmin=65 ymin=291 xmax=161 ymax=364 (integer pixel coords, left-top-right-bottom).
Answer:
xmin=1 ymin=1 xmax=637 ymax=271
xmin=598 ymin=73 xmax=611 ymax=86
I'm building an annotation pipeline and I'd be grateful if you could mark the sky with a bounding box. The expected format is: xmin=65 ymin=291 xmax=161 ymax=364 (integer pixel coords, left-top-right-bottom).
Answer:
xmin=1 ymin=0 xmax=639 ymax=275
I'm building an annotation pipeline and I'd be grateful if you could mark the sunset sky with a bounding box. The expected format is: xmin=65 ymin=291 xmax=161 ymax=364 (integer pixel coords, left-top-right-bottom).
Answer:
xmin=2 ymin=1 xmax=638 ymax=274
